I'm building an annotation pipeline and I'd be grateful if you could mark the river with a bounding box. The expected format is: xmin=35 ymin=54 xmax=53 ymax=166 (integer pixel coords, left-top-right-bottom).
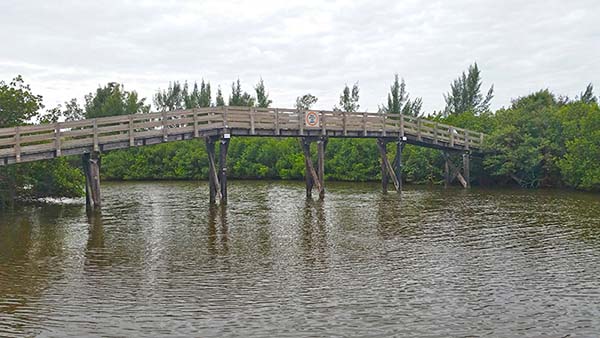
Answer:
xmin=1 ymin=181 xmax=599 ymax=337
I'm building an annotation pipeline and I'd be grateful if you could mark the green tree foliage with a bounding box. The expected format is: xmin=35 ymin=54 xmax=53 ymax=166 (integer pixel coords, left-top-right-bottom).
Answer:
xmin=444 ymin=63 xmax=494 ymax=116
xmin=216 ymin=86 xmax=225 ymax=107
xmin=557 ymin=99 xmax=600 ymax=190
xmin=154 ymin=80 xmax=211 ymax=111
xmin=381 ymin=74 xmax=423 ymax=117
xmin=86 ymin=82 xmax=149 ymax=118
xmin=0 ymin=75 xmax=44 ymax=127
xmin=255 ymin=78 xmax=272 ymax=108
xmin=578 ymin=83 xmax=596 ymax=104
xmin=229 ymin=79 xmax=255 ymax=107
xmin=335 ymin=83 xmax=360 ymax=112
xmin=41 ymin=98 xmax=84 ymax=123
xmin=295 ymin=94 xmax=318 ymax=110
xmin=0 ymin=76 xmax=84 ymax=206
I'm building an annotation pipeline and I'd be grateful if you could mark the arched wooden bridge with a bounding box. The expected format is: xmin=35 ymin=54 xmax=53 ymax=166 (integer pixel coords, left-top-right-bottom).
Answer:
xmin=0 ymin=106 xmax=484 ymax=208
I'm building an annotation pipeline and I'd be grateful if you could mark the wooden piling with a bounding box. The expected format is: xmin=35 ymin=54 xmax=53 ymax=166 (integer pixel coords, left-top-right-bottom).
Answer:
xmin=317 ymin=138 xmax=327 ymax=199
xmin=301 ymin=137 xmax=325 ymax=199
xmin=394 ymin=141 xmax=405 ymax=192
xmin=463 ymin=153 xmax=471 ymax=188
xmin=82 ymin=151 xmax=101 ymax=209
xmin=205 ymin=137 xmax=220 ymax=204
xmin=377 ymin=138 xmax=401 ymax=193
xmin=377 ymin=139 xmax=389 ymax=193
xmin=219 ymin=136 xmax=230 ymax=204
xmin=301 ymin=138 xmax=314 ymax=197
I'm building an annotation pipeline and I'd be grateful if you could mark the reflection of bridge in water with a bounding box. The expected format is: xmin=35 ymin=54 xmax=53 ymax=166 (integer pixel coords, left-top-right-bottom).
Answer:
xmin=0 ymin=106 xmax=484 ymax=208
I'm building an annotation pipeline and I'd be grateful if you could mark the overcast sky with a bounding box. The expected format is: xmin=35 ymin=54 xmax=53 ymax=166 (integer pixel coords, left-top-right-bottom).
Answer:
xmin=1 ymin=0 xmax=598 ymax=113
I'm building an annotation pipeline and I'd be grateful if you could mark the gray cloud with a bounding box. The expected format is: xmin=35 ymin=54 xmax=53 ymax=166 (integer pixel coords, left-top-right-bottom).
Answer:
xmin=1 ymin=0 xmax=598 ymax=112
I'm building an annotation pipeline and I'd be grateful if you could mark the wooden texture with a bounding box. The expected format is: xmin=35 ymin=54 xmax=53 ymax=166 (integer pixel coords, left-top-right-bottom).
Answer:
xmin=82 ymin=152 xmax=101 ymax=208
xmin=0 ymin=106 xmax=484 ymax=166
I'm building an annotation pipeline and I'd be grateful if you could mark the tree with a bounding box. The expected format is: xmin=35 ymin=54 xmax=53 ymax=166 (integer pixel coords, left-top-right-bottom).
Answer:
xmin=229 ymin=79 xmax=255 ymax=107
xmin=255 ymin=78 xmax=272 ymax=108
xmin=216 ymin=86 xmax=225 ymax=106
xmin=335 ymin=82 xmax=360 ymax=112
xmin=381 ymin=74 xmax=423 ymax=116
xmin=199 ymin=80 xmax=211 ymax=107
xmin=0 ymin=75 xmax=44 ymax=128
xmin=579 ymin=83 xmax=597 ymax=104
xmin=444 ymin=63 xmax=494 ymax=116
xmin=154 ymin=81 xmax=184 ymax=111
xmin=86 ymin=82 xmax=149 ymax=118
xmin=295 ymin=94 xmax=318 ymax=110
xmin=41 ymin=98 xmax=84 ymax=123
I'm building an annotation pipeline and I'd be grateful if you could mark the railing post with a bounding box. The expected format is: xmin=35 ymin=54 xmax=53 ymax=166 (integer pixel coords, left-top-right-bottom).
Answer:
xmin=362 ymin=112 xmax=367 ymax=136
xmin=275 ymin=108 xmax=280 ymax=135
xmin=129 ymin=115 xmax=135 ymax=146
xmin=14 ymin=126 xmax=21 ymax=163
xmin=93 ymin=119 xmax=99 ymax=152
xmin=162 ymin=111 xmax=168 ymax=141
xmin=417 ymin=118 xmax=422 ymax=141
xmin=320 ymin=111 xmax=326 ymax=136
xmin=465 ymin=131 xmax=470 ymax=150
xmin=223 ymin=106 xmax=229 ymax=129
xmin=480 ymin=132 xmax=484 ymax=146
xmin=298 ymin=110 xmax=304 ymax=135
xmin=250 ymin=108 xmax=256 ymax=135
xmin=450 ymin=127 xmax=455 ymax=147
xmin=340 ymin=111 xmax=346 ymax=136
xmin=400 ymin=114 xmax=405 ymax=137
xmin=433 ymin=122 xmax=438 ymax=144
xmin=193 ymin=110 xmax=199 ymax=138
xmin=54 ymin=123 xmax=61 ymax=157
xmin=382 ymin=113 xmax=386 ymax=136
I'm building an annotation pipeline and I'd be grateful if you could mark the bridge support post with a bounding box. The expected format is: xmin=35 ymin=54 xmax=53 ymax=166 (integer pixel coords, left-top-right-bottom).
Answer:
xmin=206 ymin=137 xmax=220 ymax=204
xmin=82 ymin=151 xmax=101 ymax=209
xmin=317 ymin=137 xmax=327 ymax=199
xmin=219 ymin=136 xmax=230 ymax=204
xmin=394 ymin=141 xmax=405 ymax=192
xmin=463 ymin=153 xmax=471 ymax=188
xmin=443 ymin=152 xmax=469 ymax=188
xmin=301 ymin=137 xmax=326 ymax=199
xmin=376 ymin=138 xmax=401 ymax=193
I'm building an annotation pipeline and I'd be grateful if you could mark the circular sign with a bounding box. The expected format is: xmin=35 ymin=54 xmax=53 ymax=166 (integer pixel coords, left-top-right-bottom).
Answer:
xmin=305 ymin=111 xmax=319 ymax=127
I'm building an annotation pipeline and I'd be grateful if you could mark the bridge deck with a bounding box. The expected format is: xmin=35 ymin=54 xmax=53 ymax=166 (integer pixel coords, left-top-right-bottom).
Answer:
xmin=0 ymin=106 xmax=484 ymax=166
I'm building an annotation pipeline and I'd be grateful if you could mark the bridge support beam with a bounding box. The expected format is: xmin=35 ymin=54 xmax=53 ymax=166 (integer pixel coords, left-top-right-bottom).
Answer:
xmin=394 ymin=141 xmax=405 ymax=192
xmin=219 ymin=136 xmax=230 ymax=204
xmin=206 ymin=136 xmax=229 ymax=204
xmin=443 ymin=151 xmax=470 ymax=188
xmin=301 ymin=137 xmax=327 ymax=199
xmin=376 ymin=138 xmax=401 ymax=193
xmin=82 ymin=151 xmax=101 ymax=209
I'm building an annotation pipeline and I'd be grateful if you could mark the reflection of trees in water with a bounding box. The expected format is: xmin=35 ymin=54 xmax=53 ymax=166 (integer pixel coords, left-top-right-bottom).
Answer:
xmin=300 ymin=199 xmax=328 ymax=267
xmin=0 ymin=203 xmax=84 ymax=322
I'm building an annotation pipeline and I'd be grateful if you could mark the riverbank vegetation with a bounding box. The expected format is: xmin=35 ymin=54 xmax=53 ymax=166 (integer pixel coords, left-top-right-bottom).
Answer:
xmin=1 ymin=64 xmax=598 ymax=206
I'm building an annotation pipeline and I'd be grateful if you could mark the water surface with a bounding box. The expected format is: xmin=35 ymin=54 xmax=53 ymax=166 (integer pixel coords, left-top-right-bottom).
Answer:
xmin=1 ymin=181 xmax=599 ymax=337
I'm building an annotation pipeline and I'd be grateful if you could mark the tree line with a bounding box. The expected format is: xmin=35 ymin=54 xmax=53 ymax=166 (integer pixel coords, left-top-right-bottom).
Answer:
xmin=1 ymin=64 xmax=598 ymax=206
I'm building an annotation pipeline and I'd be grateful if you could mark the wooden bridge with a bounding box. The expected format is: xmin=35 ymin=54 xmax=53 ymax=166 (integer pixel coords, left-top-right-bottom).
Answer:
xmin=0 ymin=106 xmax=484 ymax=208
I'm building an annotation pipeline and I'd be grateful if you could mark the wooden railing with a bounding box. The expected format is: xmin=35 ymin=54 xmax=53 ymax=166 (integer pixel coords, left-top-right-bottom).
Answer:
xmin=0 ymin=106 xmax=484 ymax=165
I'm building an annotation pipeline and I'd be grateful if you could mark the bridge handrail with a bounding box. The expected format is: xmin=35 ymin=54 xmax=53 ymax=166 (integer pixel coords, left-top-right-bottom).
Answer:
xmin=0 ymin=106 xmax=485 ymax=164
